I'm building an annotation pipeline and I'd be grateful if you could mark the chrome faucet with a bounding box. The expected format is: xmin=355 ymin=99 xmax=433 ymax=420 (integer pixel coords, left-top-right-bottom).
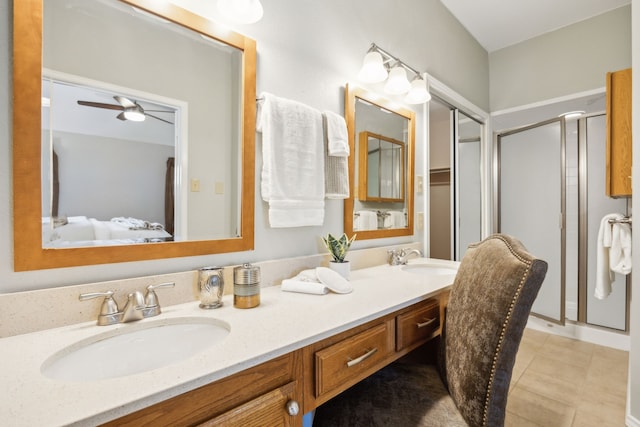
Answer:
xmin=80 ymin=282 xmax=175 ymax=326
xmin=121 ymin=291 xmax=145 ymax=322
xmin=388 ymin=248 xmax=423 ymax=265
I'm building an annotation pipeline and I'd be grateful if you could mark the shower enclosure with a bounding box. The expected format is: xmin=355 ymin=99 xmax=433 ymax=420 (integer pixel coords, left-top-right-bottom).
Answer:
xmin=495 ymin=109 xmax=629 ymax=330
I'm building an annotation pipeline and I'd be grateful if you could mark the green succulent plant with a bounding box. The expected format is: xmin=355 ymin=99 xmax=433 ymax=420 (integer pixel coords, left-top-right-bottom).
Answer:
xmin=322 ymin=233 xmax=356 ymax=263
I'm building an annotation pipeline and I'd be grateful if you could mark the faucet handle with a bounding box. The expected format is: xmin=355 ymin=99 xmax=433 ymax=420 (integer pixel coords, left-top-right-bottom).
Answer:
xmin=79 ymin=290 xmax=119 ymax=315
xmin=79 ymin=291 xmax=120 ymax=325
xmin=143 ymin=282 xmax=175 ymax=317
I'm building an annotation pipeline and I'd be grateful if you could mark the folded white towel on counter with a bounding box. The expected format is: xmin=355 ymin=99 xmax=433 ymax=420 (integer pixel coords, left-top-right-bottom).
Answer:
xmin=323 ymin=112 xmax=349 ymax=199
xmin=354 ymin=210 xmax=378 ymax=231
xmin=257 ymin=92 xmax=325 ymax=227
xmin=281 ymin=279 xmax=329 ymax=295
xmin=322 ymin=111 xmax=349 ymax=157
xmin=595 ymin=213 xmax=624 ymax=299
xmin=610 ymin=220 xmax=632 ymax=275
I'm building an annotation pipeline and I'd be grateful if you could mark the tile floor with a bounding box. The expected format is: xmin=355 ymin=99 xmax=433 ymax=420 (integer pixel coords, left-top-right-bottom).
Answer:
xmin=506 ymin=329 xmax=629 ymax=427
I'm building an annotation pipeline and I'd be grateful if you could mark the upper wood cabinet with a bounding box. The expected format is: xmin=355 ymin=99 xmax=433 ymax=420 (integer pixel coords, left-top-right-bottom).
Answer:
xmin=606 ymin=68 xmax=632 ymax=197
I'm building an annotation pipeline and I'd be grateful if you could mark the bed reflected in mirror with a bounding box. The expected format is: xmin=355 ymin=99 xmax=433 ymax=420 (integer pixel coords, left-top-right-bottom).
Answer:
xmin=13 ymin=0 xmax=256 ymax=270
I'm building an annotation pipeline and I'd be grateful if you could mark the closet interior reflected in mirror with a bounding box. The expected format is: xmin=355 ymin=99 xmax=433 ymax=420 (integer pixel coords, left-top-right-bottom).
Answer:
xmin=13 ymin=0 xmax=256 ymax=271
xmin=344 ymin=85 xmax=415 ymax=240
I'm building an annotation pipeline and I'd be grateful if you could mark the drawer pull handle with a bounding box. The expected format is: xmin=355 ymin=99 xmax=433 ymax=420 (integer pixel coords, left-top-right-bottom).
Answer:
xmin=416 ymin=318 xmax=436 ymax=328
xmin=347 ymin=348 xmax=378 ymax=367
xmin=286 ymin=400 xmax=300 ymax=416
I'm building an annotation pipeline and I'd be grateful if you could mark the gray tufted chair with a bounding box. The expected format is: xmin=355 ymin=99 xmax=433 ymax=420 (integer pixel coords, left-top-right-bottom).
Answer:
xmin=313 ymin=234 xmax=548 ymax=427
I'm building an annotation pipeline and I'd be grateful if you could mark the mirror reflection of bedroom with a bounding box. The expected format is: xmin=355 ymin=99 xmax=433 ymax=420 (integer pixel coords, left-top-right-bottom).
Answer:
xmin=41 ymin=78 xmax=177 ymax=248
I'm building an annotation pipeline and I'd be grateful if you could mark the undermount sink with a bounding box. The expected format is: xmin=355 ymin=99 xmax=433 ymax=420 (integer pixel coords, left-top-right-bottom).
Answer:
xmin=41 ymin=317 xmax=230 ymax=382
xmin=401 ymin=263 xmax=458 ymax=276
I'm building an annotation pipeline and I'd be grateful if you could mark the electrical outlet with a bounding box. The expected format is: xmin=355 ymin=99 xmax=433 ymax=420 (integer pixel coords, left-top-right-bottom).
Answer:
xmin=417 ymin=212 xmax=424 ymax=231
xmin=190 ymin=179 xmax=200 ymax=192
xmin=215 ymin=182 xmax=224 ymax=194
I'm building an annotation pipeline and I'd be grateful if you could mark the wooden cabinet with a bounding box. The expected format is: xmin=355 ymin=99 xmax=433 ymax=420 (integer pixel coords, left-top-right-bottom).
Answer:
xmin=303 ymin=298 xmax=441 ymax=412
xmin=396 ymin=298 xmax=440 ymax=351
xmin=606 ymin=68 xmax=632 ymax=197
xmin=102 ymin=351 xmax=303 ymax=427
xmin=103 ymin=294 xmax=447 ymax=426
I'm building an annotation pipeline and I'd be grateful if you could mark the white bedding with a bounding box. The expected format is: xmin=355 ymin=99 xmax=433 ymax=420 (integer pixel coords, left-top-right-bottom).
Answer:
xmin=42 ymin=216 xmax=171 ymax=247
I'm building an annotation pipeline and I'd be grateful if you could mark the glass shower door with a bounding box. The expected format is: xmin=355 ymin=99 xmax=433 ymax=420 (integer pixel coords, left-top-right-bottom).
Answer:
xmin=497 ymin=118 xmax=566 ymax=324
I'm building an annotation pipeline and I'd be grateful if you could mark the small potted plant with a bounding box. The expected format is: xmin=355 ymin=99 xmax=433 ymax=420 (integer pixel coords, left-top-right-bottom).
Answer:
xmin=322 ymin=233 xmax=356 ymax=279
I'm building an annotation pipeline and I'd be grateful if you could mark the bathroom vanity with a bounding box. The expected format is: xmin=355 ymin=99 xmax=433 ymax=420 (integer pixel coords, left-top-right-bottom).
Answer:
xmin=0 ymin=259 xmax=457 ymax=426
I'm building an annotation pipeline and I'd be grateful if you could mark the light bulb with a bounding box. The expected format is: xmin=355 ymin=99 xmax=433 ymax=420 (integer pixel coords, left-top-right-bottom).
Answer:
xmin=384 ymin=66 xmax=411 ymax=95
xmin=404 ymin=78 xmax=431 ymax=104
xmin=357 ymin=51 xmax=388 ymax=83
xmin=123 ymin=107 xmax=145 ymax=122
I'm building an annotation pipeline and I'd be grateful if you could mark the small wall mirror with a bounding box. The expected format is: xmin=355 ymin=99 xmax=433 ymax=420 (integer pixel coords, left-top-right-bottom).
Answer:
xmin=358 ymin=131 xmax=405 ymax=202
xmin=13 ymin=0 xmax=256 ymax=270
xmin=344 ymin=85 xmax=415 ymax=240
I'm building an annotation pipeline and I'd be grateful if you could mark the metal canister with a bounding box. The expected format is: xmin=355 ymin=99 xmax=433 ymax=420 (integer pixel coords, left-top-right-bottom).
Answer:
xmin=198 ymin=266 xmax=224 ymax=309
xmin=233 ymin=263 xmax=261 ymax=309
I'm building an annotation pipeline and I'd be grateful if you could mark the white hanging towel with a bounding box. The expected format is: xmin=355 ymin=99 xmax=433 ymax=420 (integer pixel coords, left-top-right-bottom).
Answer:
xmin=610 ymin=220 xmax=632 ymax=275
xmin=354 ymin=210 xmax=378 ymax=231
xmin=383 ymin=211 xmax=405 ymax=228
xmin=322 ymin=110 xmax=349 ymax=156
xmin=595 ymin=213 xmax=628 ymax=299
xmin=257 ymin=92 xmax=325 ymax=227
xmin=322 ymin=111 xmax=349 ymax=199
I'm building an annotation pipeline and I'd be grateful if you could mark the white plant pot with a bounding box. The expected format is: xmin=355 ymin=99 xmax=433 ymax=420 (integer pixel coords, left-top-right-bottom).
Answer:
xmin=329 ymin=261 xmax=350 ymax=280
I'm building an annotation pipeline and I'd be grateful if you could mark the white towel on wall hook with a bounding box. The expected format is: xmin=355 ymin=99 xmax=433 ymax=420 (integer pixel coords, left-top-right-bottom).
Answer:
xmin=610 ymin=219 xmax=632 ymax=275
xmin=595 ymin=213 xmax=628 ymax=300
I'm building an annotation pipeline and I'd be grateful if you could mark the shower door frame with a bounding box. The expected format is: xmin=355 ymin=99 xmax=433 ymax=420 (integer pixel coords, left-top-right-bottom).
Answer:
xmin=494 ymin=117 xmax=567 ymax=325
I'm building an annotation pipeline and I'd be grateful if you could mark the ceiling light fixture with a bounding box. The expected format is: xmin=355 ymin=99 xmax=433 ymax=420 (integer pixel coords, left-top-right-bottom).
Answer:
xmin=357 ymin=43 xmax=431 ymax=104
xmin=559 ymin=110 xmax=586 ymax=120
xmin=123 ymin=105 xmax=146 ymax=122
xmin=217 ymin=0 xmax=264 ymax=24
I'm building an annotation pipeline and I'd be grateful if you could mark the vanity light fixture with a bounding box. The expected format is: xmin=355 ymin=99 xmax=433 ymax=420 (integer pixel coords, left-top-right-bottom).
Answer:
xmin=217 ymin=0 xmax=264 ymax=24
xmin=357 ymin=43 xmax=431 ymax=104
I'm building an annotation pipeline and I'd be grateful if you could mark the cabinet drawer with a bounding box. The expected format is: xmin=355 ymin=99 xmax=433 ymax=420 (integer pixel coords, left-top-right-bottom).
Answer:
xmin=396 ymin=299 xmax=440 ymax=351
xmin=315 ymin=321 xmax=394 ymax=397
xmin=198 ymin=381 xmax=299 ymax=427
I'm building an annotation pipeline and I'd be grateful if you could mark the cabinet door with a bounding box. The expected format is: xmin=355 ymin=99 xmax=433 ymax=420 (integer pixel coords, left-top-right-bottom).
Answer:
xmin=606 ymin=68 xmax=632 ymax=197
xmin=198 ymin=381 xmax=299 ymax=427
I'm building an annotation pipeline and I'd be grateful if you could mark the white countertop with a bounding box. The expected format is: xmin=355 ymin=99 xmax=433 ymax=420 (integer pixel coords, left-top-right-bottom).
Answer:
xmin=0 ymin=259 xmax=458 ymax=426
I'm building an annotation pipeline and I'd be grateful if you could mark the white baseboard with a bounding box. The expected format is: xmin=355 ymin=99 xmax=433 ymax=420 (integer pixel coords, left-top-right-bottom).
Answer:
xmin=525 ymin=316 xmax=630 ymax=351
xmin=626 ymin=413 xmax=640 ymax=427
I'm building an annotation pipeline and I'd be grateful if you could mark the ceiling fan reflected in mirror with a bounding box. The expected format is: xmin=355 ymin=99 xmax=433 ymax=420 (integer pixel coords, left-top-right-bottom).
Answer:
xmin=77 ymin=95 xmax=175 ymax=124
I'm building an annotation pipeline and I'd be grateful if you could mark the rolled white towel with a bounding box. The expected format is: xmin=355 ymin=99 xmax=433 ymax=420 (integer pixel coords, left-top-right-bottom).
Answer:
xmin=281 ymin=279 xmax=329 ymax=295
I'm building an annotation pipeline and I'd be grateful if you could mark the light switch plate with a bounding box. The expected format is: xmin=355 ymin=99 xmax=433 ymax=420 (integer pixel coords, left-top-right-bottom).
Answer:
xmin=191 ymin=179 xmax=200 ymax=192
xmin=416 ymin=175 xmax=423 ymax=194
xmin=417 ymin=212 xmax=424 ymax=231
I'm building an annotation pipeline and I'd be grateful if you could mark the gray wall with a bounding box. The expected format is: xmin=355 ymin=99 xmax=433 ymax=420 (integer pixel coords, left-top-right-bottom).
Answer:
xmin=490 ymin=5 xmax=631 ymax=112
xmin=0 ymin=0 xmax=488 ymax=293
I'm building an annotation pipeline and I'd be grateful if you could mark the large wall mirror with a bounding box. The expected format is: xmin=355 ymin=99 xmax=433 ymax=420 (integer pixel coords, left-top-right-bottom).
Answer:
xmin=344 ymin=85 xmax=415 ymax=240
xmin=13 ymin=0 xmax=256 ymax=271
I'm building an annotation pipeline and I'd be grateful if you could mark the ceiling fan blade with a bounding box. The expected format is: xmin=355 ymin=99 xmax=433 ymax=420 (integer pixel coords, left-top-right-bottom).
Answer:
xmin=144 ymin=109 xmax=176 ymax=114
xmin=116 ymin=112 xmax=127 ymax=121
xmin=77 ymin=100 xmax=124 ymax=111
xmin=145 ymin=113 xmax=174 ymax=125
xmin=113 ymin=95 xmax=136 ymax=108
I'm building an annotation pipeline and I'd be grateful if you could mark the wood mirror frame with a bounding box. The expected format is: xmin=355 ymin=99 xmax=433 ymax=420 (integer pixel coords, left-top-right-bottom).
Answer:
xmin=358 ymin=131 xmax=406 ymax=203
xmin=344 ymin=84 xmax=415 ymax=240
xmin=13 ymin=0 xmax=256 ymax=271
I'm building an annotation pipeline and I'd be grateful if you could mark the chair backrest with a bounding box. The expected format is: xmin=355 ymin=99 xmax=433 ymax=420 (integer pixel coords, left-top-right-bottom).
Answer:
xmin=439 ymin=234 xmax=547 ymax=427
